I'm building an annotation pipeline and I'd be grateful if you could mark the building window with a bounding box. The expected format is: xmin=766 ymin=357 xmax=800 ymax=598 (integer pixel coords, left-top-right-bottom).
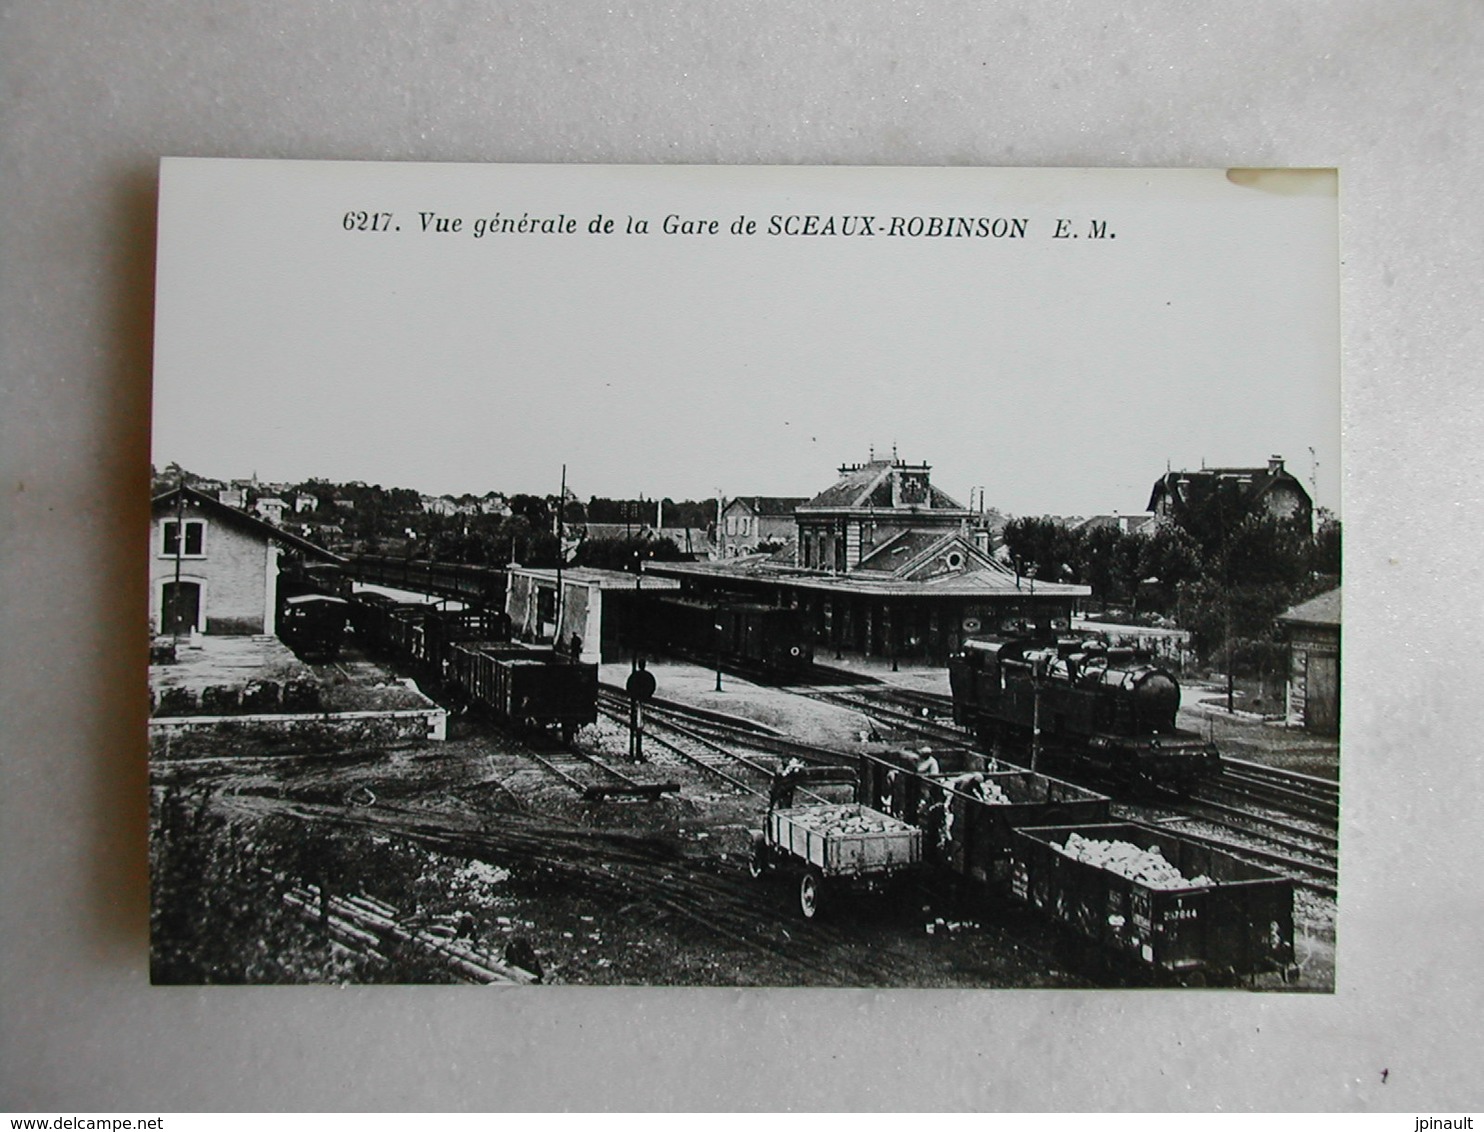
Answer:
xmin=161 ymin=519 xmax=206 ymax=557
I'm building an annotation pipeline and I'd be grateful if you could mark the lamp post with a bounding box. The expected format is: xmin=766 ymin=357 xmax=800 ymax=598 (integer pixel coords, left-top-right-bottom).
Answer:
xmin=1030 ymin=650 xmax=1049 ymax=773
xmin=714 ymin=600 xmax=724 ymax=692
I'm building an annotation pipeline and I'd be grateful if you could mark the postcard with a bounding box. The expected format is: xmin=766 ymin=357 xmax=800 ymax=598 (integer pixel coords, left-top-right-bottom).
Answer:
xmin=149 ymin=160 xmax=1339 ymax=988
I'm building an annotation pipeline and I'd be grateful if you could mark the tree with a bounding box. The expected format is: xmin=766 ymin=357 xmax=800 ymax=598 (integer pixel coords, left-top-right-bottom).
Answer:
xmin=573 ymin=535 xmax=685 ymax=570
xmin=1002 ymin=517 xmax=1077 ymax=584
xmin=508 ymin=494 xmax=551 ymax=531
xmin=1312 ymin=509 xmax=1342 ymax=580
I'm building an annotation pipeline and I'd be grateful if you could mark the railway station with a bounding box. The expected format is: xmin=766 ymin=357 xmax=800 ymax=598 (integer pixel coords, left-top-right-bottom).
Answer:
xmin=147 ymin=458 xmax=1337 ymax=990
xmin=648 ymin=455 xmax=1089 ymax=664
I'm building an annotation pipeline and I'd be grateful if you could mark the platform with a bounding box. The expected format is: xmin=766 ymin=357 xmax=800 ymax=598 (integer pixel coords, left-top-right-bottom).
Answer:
xmin=598 ymin=653 xmax=951 ymax=750
xmin=148 ymin=634 xmax=447 ymax=752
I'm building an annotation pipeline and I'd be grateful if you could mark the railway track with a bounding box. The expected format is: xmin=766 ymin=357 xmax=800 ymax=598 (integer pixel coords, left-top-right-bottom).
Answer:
xmin=1130 ymin=761 xmax=1341 ymax=896
xmin=1139 ymin=806 xmax=1338 ymax=896
xmin=595 ymin=686 xmax=859 ymax=768
xmin=1197 ymin=759 xmax=1340 ymax=827
xmin=218 ymin=791 xmax=946 ymax=986
xmin=523 ymin=738 xmax=680 ymax=801
xmin=594 ymin=689 xmax=841 ymax=803
xmin=787 ymin=686 xmax=971 ymax=746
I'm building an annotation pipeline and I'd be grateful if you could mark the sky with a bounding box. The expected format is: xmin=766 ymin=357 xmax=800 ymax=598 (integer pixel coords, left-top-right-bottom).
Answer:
xmin=152 ymin=161 xmax=1340 ymax=518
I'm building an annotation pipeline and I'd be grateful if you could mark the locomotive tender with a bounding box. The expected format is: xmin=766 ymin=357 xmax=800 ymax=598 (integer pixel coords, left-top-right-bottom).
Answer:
xmin=948 ymin=634 xmax=1221 ymax=794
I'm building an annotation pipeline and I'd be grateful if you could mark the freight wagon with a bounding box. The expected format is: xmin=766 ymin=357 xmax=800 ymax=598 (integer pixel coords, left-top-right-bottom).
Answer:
xmin=351 ymin=589 xmax=592 ymax=742
xmin=447 ymin=641 xmax=597 ymax=742
xmin=852 ymin=748 xmax=1293 ymax=981
xmin=858 ymin=750 xmax=1112 ymax=890
xmin=349 ymin=555 xmax=507 ymax=607
xmin=277 ymin=593 xmax=352 ymax=661
xmin=1010 ymin=822 xmax=1296 ymax=982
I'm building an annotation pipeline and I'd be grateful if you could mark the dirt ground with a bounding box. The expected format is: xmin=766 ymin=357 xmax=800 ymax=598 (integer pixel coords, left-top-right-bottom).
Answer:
xmin=150 ymin=651 xmax=1335 ymax=989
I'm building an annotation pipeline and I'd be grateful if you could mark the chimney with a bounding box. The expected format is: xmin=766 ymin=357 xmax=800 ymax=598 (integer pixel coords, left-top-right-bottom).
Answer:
xmin=1269 ymin=454 xmax=1284 ymax=474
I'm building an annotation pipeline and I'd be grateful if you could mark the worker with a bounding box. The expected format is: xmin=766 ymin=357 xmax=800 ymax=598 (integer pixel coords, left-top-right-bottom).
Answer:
xmin=770 ymin=758 xmax=806 ymax=810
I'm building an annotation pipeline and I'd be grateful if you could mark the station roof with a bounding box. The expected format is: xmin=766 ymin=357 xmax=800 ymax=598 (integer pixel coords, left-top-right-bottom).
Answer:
xmin=508 ymin=566 xmax=681 ymax=592
xmin=798 ymin=459 xmax=966 ymax=514
xmin=645 ymin=559 xmax=1089 ymax=600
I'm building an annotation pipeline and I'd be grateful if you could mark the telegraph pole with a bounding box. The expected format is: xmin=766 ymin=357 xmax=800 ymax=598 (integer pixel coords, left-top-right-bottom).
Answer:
xmin=554 ymin=464 xmax=565 ymax=650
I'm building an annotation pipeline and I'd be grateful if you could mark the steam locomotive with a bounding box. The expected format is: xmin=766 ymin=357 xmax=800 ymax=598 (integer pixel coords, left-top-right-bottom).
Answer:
xmin=947 ymin=635 xmax=1221 ymax=794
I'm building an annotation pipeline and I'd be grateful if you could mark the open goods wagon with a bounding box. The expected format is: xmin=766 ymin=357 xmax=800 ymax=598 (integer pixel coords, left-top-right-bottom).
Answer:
xmin=859 ymin=751 xmax=1112 ymax=889
xmin=449 ymin=642 xmax=597 ymax=742
xmin=409 ymin=607 xmax=511 ymax=674
xmin=1010 ymin=822 xmax=1296 ymax=981
xmin=751 ymin=802 xmax=922 ymax=919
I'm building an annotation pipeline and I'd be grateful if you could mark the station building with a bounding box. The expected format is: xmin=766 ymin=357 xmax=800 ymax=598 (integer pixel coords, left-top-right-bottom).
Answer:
xmin=150 ymin=484 xmax=343 ymax=637
xmin=647 ymin=456 xmax=1089 ymax=664
xmin=506 ymin=566 xmax=680 ymax=665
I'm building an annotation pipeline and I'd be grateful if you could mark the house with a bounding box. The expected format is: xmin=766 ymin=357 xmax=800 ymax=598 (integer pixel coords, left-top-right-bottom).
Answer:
xmin=653 ymin=527 xmax=710 ymax=559
xmin=1278 ymin=587 xmax=1340 ymax=736
xmin=718 ymin=496 xmax=806 ymax=557
xmin=150 ymin=485 xmax=343 ymax=636
xmin=217 ymin=487 xmax=245 ymax=509
xmin=1148 ymin=456 xmax=1313 ymax=529
xmin=796 ymin=455 xmax=970 ymax=573
xmin=293 ymin=493 xmax=318 ymax=514
xmin=253 ymin=497 xmax=287 ymax=525
xmin=1072 ymin=512 xmax=1157 ymax=536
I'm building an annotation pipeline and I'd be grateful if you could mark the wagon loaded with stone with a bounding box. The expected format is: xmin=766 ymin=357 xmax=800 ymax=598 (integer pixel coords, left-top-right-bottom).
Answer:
xmin=1009 ymin=822 xmax=1296 ymax=982
xmin=854 ymin=749 xmax=1296 ymax=981
xmin=748 ymin=797 xmax=923 ymax=919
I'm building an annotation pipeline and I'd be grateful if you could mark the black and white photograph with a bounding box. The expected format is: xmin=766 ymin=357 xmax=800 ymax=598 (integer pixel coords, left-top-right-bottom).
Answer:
xmin=145 ymin=159 xmax=1340 ymax=990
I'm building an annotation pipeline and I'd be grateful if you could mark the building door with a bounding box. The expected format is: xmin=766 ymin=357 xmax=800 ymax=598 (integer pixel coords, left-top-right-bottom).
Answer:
xmin=161 ymin=580 xmax=201 ymax=635
xmin=1306 ymin=652 xmax=1340 ymax=736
